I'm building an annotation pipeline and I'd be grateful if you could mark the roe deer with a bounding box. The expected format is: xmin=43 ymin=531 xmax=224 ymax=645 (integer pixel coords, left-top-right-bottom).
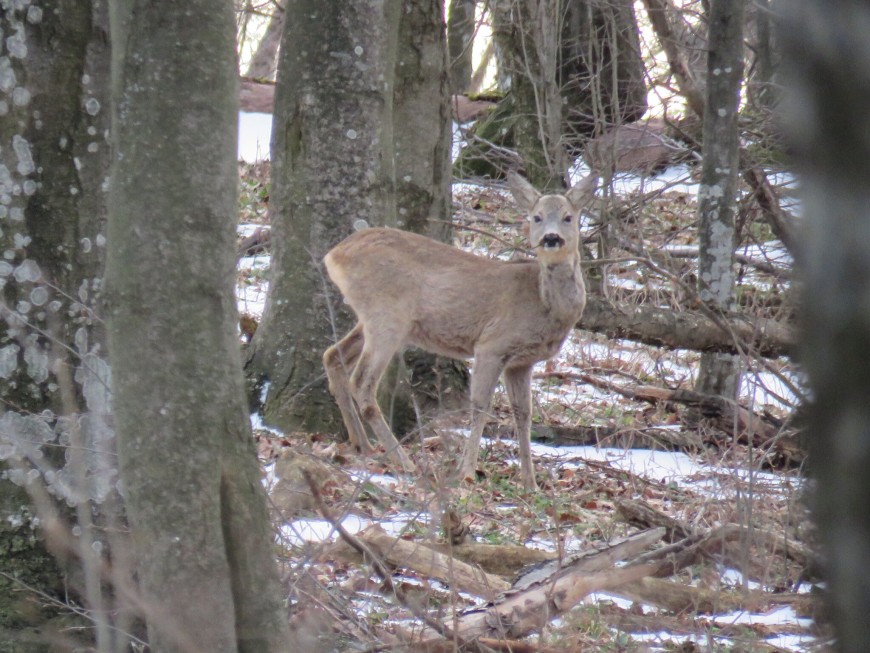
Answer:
xmin=322 ymin=172 xmax=596 ymax=489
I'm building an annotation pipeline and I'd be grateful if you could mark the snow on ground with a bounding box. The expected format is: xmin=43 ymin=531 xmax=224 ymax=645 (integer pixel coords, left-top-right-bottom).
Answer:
xmin=237 ymin=135 xmax=811 ymax=650
xmin=278 ymin=512 xmax=426 ymax=548
xmin=237 ymin=231 xmax=270 ymax=317
xmin=238 ymin=112 xmax=272 ymax=162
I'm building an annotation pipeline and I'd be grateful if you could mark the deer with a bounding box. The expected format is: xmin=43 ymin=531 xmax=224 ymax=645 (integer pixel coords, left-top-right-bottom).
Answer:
xmin=322 ymin=172 xmax=596 ymax=490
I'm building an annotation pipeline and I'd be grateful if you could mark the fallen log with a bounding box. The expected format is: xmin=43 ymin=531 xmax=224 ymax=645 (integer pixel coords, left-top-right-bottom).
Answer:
xmin=605 ymin=576 xmax=759 ymax=614
xmin=406 ymin=529 xmax=665 ymax=644
xmin=579 ymin=295 xmax=795 ymax=359
xmin=430 ymin=541 xmax=554 ymax=578
xmin=326 ymin=529 xmax=555 ymax=580
xmin=357 ymin=525 xmax=510 ymax=600
xmin=491 ymin=421 xmax=704 ymax=452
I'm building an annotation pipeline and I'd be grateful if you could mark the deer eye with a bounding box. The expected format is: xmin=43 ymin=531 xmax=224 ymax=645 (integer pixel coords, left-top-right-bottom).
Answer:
xmin=532 ymin=215 xmax=543 ymax=223
xmin=563 ymin=215 xmax=573 ymax=223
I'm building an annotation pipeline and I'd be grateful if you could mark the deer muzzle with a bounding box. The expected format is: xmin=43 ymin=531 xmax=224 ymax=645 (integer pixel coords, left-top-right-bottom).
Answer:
xmin=539 ymin=233 xmax=566 ymax=249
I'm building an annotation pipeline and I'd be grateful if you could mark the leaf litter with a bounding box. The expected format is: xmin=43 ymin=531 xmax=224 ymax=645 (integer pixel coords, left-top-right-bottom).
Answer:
xmin=237 ymin=161 xmax=821 ymax=653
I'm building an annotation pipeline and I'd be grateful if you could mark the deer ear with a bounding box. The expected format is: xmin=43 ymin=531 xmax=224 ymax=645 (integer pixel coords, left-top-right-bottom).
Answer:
xmin=507 ymin=172 xmax=541 ymax=214
xmin=566 ymin=173 xmax=598 ymax=211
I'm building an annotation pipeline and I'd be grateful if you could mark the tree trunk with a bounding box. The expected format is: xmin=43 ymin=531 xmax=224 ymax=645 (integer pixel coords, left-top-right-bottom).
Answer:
xmin=746 ymin=0 xmax=778 ymax=110
xmin=560 ymin=0 xmax=648 ymax=136
xmin=694 ymin=0 xmax=744 ymax=401
xmin=107 ymin=1 xmax=290 ymax=651
xmin=474 ymin=0 xmax=646 ymax=185
xmin=447 ymin=0 xmax=476 ymax=94
xmin=784 ymin=2 xmax=870 ymax=650
xmin=394 ymin=0 xmax=452 ymax=240
xmin=244 ymin=4 xmax=285 ymax=81
xmin=394 ymin=0 xmax=470 ymax=421
xmin=0 ymin=2 xmax=115 ymax=650
xmin=245 ymin=0 xmax=401 ymax=435
xmin=490 ymin=0 xmax=568 ymax=188
xmin=641 ymin=0 xmax=707 ymax=118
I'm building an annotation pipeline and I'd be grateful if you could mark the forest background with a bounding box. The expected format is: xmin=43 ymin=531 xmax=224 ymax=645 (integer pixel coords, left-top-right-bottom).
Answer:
xmin=0 ymin=1 xmax=868 ymax=652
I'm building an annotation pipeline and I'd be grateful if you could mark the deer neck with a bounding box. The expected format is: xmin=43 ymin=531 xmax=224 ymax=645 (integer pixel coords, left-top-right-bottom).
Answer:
xmin=538 ymin=256 xmax=585 ymax=322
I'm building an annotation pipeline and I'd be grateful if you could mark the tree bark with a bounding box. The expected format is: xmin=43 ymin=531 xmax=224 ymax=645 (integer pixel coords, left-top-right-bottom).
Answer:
xmin=447 ymin=0 xmax=476 ymax=94
xmin=244 ymin=4 xmax=285 ymax=81
xmin=746 ymin=0 xmax=779 ymax=110
xmin=394 ymin=0 xmax=452 ymax=240
xmin=784 ymin=2 xmax=870 ymax=650
xmin=0 ymin=2 xmax=115 ymax=650
xmin=107 ymin=1 xmax=290 ymax=651
xmin=579 ymin=295 xmax=794 ymax=358
xmin=394 ymin=0 xmax=470 ymax=421
xmin=476 ymin=0 xmax=646 ymax=186
xmin=490 ymin=0 xmax=568 ymax=188
xmin=641 ymin=0 xmax=706 ymax=117
xmin=695 ymin=0 xmax=744 ymax=400
xmin=245 ymin=0 xmax=401 ymax=435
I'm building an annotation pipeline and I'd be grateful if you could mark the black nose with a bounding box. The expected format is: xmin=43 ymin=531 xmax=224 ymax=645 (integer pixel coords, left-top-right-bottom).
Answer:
xmin=541 ymin=233 xmax=565 ymax=248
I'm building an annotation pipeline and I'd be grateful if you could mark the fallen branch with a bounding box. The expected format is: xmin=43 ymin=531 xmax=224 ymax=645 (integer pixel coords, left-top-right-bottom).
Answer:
xmin=605 ymin=576 xmax=757 ymax=614
xmin=579 ymin=295 xmax=795 ymax=359
xmin=649 ymin=242 xmax=791 ymax=280
xmin=597 ymin=604 xmax=813 ymax=651
xmin=301 ymin=470 xmax=476 ymax=649
xmin=492 ymin=421 xmax=704 ymax=453
xmin=407 ymin=529 xmax=665 ymax=644
xmin=430 ymin=541 xmax=554 ymax=579
xmin=617 ymin=498 xmax=817 ymax=583
xmin=539 ymin=371 xmax=804 ymax=467
xmin=742 ymin=166 xmax=798 ymax=254
xmin=357 ymin=525 xmax=510 ymax=600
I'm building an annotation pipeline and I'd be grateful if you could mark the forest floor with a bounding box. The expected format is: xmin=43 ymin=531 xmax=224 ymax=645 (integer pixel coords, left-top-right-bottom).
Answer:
xmin=236 ymin=161 xmax=823 ymax=653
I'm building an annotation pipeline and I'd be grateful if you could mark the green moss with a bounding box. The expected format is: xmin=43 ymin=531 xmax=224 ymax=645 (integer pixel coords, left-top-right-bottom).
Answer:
xmin=0 ymin=481 xmax=85 ymax=653
xmin=453 ymin=95 xmax=518 ymax=180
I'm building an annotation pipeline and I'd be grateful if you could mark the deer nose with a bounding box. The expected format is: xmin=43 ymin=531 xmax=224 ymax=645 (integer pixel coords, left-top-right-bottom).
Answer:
xmin=540 ymin=233 xmax=565 ymax=248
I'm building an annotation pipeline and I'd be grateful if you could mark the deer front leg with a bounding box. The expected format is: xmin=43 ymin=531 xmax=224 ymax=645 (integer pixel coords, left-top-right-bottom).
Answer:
xmin=504 ymin=365 xmax=537 ymax=490
xmin=457 ymin=353 xmax=504 ymax=483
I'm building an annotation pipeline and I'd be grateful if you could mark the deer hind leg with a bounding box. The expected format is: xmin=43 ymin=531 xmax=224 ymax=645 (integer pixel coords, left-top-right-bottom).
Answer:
xmin=349 ymin=327 xmax=417 ymax=473
xmin=457 ymin=352 xmax=505 ymax=483
xmin=504 ymin=365 xmax=537 ymax=490
xmin=323 ymin=324 xmax=372 ymax=454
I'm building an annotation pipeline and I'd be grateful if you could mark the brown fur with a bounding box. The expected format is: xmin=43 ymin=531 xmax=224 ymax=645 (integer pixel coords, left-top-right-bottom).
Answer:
xmin=322 ymin=173 xmax=597 ymax=489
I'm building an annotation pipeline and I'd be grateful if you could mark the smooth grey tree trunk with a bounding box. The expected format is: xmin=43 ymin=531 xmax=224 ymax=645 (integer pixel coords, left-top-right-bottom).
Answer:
xmin=695 ymin=0 xmax=744 ymax=401
xmin=0 ymin=2 xmax=115 ymax=650
xmin=447 ymin=0 xmax=476 ymax=94
xmin=394 ymin=0 xmax=470 ymax=421
xmin=246 ymin=0 xmax=401 ymax=435
xmin=783 ymin=2 xmax=870 ymax=651
xmin=107 ymin=1 xmax=290 ymax=652
xmin=245 ymin=5 xmax=285 ymax=81
xmin=394 ymin=0 xmax=452 ymax=241
xmin=747 ymin=0 xmax=778 ymax=110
